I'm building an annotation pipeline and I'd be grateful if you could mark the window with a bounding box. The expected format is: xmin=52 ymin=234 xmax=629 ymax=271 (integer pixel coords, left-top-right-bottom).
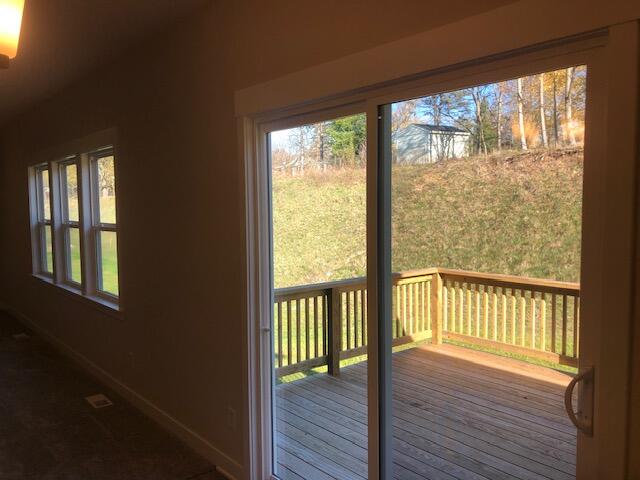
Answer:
xmin=91 ymin=152 xmax=119 ymax=297
xmin=60 ymin=159 xmax=81 ymax=284
xmin=29 ymin=145 xmax=120 ymax=307
xmin=33 ymin=166 xmax=53 ymax=275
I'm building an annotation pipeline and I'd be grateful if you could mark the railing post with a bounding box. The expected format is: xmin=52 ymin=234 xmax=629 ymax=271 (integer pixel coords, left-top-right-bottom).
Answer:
xmin=327 ymin=287 xmax=342 ymax=376
xmin=431 ymin=271 xmax=443 ymax=344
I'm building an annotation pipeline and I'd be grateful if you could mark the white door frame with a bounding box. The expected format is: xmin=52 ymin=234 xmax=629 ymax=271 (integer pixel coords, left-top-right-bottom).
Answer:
xmin=240 ymin=23 xmax=639 ymax=480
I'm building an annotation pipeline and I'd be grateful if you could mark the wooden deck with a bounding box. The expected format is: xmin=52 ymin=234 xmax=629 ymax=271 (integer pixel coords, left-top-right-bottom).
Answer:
xmin=275 ymin=344 xmax=576 ymax=480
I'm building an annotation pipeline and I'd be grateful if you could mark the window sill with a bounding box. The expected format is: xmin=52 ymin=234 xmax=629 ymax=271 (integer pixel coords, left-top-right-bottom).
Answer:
xmin=32 ymin=274 xmax=123 ymax=319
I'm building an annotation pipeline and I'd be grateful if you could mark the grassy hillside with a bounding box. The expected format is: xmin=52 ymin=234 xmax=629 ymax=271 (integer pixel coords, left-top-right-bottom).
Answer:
xmin=273 ymin=148 xmax=583 ymax=289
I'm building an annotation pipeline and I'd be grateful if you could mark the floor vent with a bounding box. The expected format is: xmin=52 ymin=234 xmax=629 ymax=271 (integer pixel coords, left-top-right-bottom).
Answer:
xmin=85 ymin=394 xmax=113 ymax=409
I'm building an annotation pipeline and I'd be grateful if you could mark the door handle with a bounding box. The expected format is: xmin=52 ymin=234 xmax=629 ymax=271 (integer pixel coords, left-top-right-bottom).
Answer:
xmin=564 ymin=365 xmax=594 ymax=436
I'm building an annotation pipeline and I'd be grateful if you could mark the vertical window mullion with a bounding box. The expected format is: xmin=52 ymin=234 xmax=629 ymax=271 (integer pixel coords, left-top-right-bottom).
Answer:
xmin=59 ymin=159 xmax=82 ymax=287
xmin=49 ymin=161 xmax=64 ymax=284
xmin=39 ymin=222 xmax=47 ymax=273
xmin=30 ymin=169 xmax=44 ymax=275
xmin=78 ymin=153 xmax=96 ymax=296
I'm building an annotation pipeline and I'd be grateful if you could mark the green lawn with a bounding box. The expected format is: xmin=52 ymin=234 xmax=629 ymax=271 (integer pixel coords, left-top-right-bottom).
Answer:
xmin=273 ymin=148 xmax=583 ymax=289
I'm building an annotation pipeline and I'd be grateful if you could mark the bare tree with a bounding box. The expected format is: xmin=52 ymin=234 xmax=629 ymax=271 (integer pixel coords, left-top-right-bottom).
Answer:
xmin=392 ymin=99 xmax=418 ymax=133
xmin=496 ymin=83 xmax=503 ymax=151
xmin=539 ymin=73 xmax=549 ymax=148
xmin=552 ymin=72 xmax=559 ymax=146
xmin=517 ymin=78 xmax=528 ymax=150
xmin=470 ymin=87 xmax=488 ymax=155
xmin=564 ymin=67 xmax=576 ymax=145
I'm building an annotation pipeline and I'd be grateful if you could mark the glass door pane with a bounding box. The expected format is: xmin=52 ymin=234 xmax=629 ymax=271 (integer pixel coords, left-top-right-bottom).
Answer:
xmin=269 ymin=113 xmax=369 ymax=479
xmin=386 ymin=66 xmax=586 ymax=479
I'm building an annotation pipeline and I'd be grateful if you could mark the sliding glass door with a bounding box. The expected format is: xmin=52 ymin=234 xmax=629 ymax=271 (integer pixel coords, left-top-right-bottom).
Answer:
xmin=385 ymin=67 xmax=587 ymax=480
xmin=255 ymin=34 xmax=630 ymax=479
xmin=267 ymin=112 xmax=370 ymax=480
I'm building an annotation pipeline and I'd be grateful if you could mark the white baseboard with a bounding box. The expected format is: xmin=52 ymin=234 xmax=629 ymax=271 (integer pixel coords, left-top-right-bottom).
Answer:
xmin=0 ymin=305 xmax=243 ymax=480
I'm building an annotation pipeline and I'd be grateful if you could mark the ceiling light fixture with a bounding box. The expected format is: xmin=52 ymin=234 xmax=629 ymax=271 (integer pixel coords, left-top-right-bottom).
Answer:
xmin=0 ymin=0 xmax=24 ymax=69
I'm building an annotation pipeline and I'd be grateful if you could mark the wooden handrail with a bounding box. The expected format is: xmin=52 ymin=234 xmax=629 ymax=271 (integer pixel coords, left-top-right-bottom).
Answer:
xmin=436 ymin=268 xmax=579 ymax=295
xmin=275 ymin=267 xmax=577 ymax=299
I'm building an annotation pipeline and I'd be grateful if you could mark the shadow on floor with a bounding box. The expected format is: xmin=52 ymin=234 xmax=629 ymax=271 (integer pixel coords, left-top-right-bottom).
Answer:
xmin=0 ymin=311 xmax=222 ymax=480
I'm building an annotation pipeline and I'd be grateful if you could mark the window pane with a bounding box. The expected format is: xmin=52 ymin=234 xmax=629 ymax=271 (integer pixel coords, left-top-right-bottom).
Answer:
xmin=44 ymin=225 xmax=53 ymax=273
xmin=269 ymin=114 xmax=368 ymax=479
xmin=63 ymin=163 xmax=79 ymax=222
xmin=98 ymin=230 xmax=118 ymax=296
xmin=66 ymin=227 xmax=81 ymax=283
xmin=40 ymin=169 xmax=51 ymax=221
xmin=389 ymin=66 xmax=585 ymax=478
xmin=97 ymin=156 xmax=116 ymax=224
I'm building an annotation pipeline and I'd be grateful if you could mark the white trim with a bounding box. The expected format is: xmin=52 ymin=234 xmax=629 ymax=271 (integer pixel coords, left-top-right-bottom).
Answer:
xmin=235 ymin=0 xmax=639 ymax=117
xmin=0 ymin=305 xmax=243 ymax=480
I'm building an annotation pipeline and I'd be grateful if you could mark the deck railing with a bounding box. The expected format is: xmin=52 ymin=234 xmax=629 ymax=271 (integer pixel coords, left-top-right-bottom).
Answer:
xmin=274 ymin=267 xmax=579 ymax=377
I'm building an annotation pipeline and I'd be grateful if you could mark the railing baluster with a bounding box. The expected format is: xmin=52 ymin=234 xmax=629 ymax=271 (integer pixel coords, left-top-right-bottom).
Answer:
xmin=458 ymin=282 xmax=464 ymax=334
xmin=296 ymin=299 xmax=301 ymax=363
xmin=475 ymin=284 xmax=481 ymax=337
xmin=501 ymin=288 xmax=507 ymax=343
xmin=520 ymin=291 xmax=526 ymax=347
xmin=562 ymin=294 xmax=568 ymax=356
xmin=443 ymin=281 xmax=448 ymax=332
xmin=483 ymin=285 xmax=489 ymax=339
xmin=277 ymin=301 xmax=283 ymax=368
xmin=530 ymin=292 xmax=536 ymax=349
xmin=426 ymin=280 xmax=431 ymax=331
xmin=511 ymin=291 xmax=517 ymax=344
xmin=353 ymin=290 xmax=360 ymax=348
xmin=362 ymin=289 xmax=367 ymax=345
xmin=345 ymin=291 xmax=351 ymax=350
xmin=491 ymin=287 xmax=498 ymax=341
xmin=540 ymin=294 xmax=546 ymax=352
xmin=408 ymin=283 xmax=413 ymax=335
xmin=305 ymin=298 xmax=310 ymax=361
xmin=323 ymin=294 xmax=329 ymax=355
xmin=419 ymin=282 xmax=429 ymax=332
xmin=287 ymin=301 xmax=292 ymax=366
xmin=451 ymin=282 xmax=457 ymax=334
xmin=573 ymin=296 xmax=579 ymax=358
xmin=551 ymin=293 xmax=557 ymax=353
xmin=414 ymin=283 xmax=420 ymax=334
xmin=467 ymin=283 xmax=471 ymax=335
xmin=395 ymin=285 xmax=401 ymax=338
xmin=314 ymin=296 xmax=319 ymax=358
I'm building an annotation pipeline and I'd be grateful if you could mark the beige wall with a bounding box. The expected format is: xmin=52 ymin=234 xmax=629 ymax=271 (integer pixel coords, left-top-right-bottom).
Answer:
xmin=0 ymin=0 xmax=517 ymax=475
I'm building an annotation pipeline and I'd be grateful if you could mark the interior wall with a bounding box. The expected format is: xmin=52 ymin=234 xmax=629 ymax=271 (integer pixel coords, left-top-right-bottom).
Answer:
xmin=0 ymin=0 xmax=518 ymax=475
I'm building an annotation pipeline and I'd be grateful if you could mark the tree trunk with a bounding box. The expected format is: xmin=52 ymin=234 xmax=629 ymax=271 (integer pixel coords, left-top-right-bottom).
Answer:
xmin=539 ymin=73 xmax=549 ymax=148
xmin=471 ymin=89 xmax=488 ymax=156
xmin=553 ymin=73 xmax=559 ymax=146
xmin=564 ymin=67 xmax=576 ymax=145
xmin=496 ymin=84 xmax=503 ymax=151
xmin=517 ymin=78 xmax=528 ymax=150
xmin=299 ymin=129 xmax=305 ymax=173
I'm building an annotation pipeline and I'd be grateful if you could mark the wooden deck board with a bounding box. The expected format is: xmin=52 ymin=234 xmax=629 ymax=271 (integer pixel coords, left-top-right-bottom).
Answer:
xmin=275 ymin=344 xmax=576 ymax=480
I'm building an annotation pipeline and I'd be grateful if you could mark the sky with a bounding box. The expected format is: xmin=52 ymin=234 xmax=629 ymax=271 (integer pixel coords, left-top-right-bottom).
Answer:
xmin=270 ymin=128 xmax=293 ymax=150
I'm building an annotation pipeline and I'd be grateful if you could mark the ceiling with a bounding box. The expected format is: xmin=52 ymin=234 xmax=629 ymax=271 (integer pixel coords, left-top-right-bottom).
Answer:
xmin=0 ymin=0 xmax=209 ymax=125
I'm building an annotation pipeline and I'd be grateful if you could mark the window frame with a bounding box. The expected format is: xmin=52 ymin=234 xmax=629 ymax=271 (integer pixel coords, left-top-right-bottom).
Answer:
xmin=89 ymin=147 xmax=119 ymax=302
xmin=28 ymin=142 xmax=121 ymax=311
xmin=58 ymin=156 xmax=82 ymax=287
xmin=30 ymin=164 xmax=54 ymax=277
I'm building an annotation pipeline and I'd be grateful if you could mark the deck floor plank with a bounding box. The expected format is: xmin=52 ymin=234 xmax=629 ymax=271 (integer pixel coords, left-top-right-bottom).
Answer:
xmin=275 ymin=344 xmax=576 ymax=480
